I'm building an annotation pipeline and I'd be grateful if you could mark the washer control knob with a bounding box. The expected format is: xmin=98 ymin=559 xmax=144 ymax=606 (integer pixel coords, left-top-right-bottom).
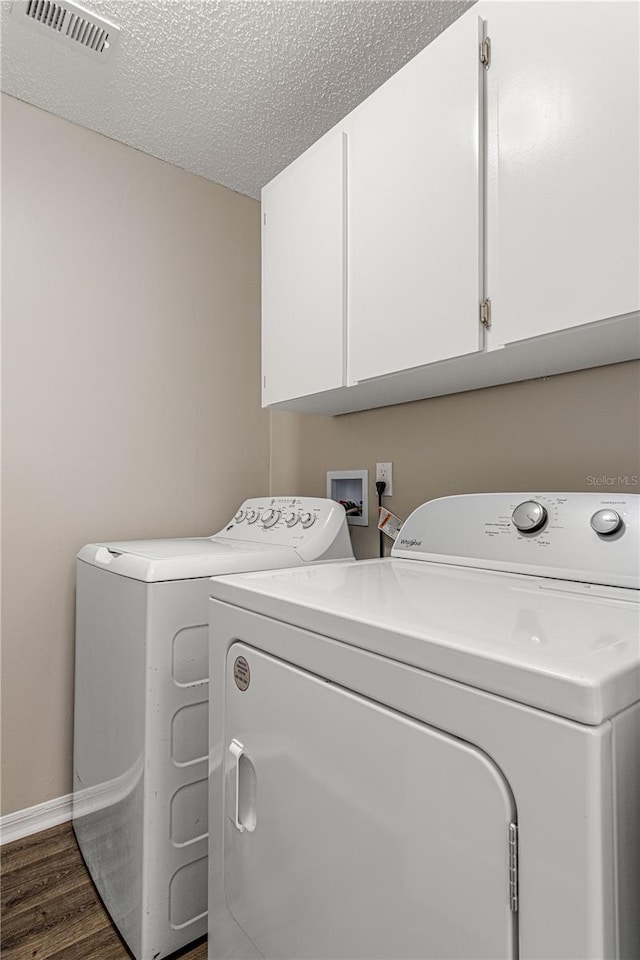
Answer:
xmin=284 ymin=511 xmax=299 ymax=527
xmin=234 ymin=510 xmax=245 ymax=523
xmin=300 ymin=512 xmax=316 ymax=529
xmin=590 ymin=509 xmax=623 ymax=536
xmin=245 ymin=509 xmax=259 ymax=524
xmin=262 ymin=508 xmax=281 ymax=528
xmin=511 ymin=500 xmax=548 ymax=533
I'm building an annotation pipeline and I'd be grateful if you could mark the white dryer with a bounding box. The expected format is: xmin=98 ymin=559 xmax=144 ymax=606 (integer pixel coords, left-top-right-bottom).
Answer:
xmin=207 ymin=493 xmax=639 ymax=960
xmin=72 ymin=497 xmax=352 ymax=960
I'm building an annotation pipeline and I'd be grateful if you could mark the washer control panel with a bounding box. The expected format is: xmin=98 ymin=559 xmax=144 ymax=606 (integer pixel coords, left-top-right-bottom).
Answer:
xmin=215 ymin=497 xmax=352 ymax=561
xmin=228 ymin=498 xmax=324 ymax=534
xmin=393 ymin=493 xmax=639 ymax=589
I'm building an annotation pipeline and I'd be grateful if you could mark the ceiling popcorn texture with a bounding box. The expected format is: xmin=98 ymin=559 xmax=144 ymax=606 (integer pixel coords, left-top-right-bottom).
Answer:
xmin=0 ymin=1 xmax=473 ymax=198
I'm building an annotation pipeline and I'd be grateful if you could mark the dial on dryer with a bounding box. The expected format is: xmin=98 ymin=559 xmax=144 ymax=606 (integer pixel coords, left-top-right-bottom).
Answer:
xmin=590 ymin=509 xmax=622 ymax=536
xmin=512 ymin=500 xmax=548 ymax=533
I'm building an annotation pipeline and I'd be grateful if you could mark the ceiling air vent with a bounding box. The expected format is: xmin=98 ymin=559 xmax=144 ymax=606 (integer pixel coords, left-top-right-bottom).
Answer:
xmin=11 ymin=0 xmax=120 ymax=60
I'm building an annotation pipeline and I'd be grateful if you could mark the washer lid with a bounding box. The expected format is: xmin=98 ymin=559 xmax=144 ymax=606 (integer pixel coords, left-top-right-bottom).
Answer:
xmin=77 ymin=537 xmax=300 ymax=582
xmin=210 ymin=558 xmax=640 ymax=725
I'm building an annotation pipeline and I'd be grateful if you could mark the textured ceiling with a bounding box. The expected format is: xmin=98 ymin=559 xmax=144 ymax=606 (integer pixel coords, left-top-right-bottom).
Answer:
xmin=0 ymin=0 xmax=473 ymax=198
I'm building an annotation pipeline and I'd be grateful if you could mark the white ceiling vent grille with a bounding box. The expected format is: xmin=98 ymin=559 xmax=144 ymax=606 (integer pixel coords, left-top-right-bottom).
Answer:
xmin=11 ymin=0 xmax=120 ymax=60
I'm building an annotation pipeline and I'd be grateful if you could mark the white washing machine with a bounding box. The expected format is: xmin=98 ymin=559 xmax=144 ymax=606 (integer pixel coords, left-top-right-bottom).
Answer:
xmin=207 ymin=492 xmax=639 ymax=960
xmin=72 ymin=497 xmax=353 ymax=960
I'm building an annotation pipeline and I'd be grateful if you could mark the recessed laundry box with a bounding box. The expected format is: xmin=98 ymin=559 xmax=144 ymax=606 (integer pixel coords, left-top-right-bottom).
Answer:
xmin=72 ymin=497 xmax=353 ymax=960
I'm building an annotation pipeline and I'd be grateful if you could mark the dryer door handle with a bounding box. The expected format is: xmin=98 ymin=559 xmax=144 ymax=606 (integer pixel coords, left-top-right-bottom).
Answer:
xmin=227 ymin=739 xmax=257 ymax=833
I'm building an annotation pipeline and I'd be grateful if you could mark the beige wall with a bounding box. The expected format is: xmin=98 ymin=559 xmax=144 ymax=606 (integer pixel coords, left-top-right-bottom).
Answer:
xmin=271 ymin=361 xmax=640 ymax=559
xmin=1 ymin=95 xmax=269 ymax=815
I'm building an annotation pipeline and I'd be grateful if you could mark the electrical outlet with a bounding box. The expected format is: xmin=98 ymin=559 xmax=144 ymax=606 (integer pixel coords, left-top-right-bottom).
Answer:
xmin=376 ymin=462 xmax=393 ymax=496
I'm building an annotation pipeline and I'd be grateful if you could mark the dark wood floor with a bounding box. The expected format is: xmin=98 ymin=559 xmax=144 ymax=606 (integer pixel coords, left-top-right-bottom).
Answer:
xmin=0 ymin=823 xmax=207 ymax=960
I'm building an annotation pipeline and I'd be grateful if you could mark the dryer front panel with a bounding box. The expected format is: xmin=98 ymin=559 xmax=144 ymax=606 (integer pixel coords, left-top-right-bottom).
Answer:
xmin=222 ymin=642 xmax=518 ymax=960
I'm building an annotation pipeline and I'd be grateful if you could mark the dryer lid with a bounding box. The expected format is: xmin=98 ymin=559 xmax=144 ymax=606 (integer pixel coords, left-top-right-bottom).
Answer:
xmin=210 ymin=558 xmax=640 ymax=725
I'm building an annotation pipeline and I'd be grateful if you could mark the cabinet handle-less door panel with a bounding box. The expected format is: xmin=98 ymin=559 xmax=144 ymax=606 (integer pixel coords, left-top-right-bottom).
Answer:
xmin=261 ymin=129 xmax=346 ymax=406
xmin=223 ymin=643 xmax=517 ymax=960
xmin=347 ymin=11 xmax=484 ymax=383
xmin=485 ymin=1 xmax=640 ymax=345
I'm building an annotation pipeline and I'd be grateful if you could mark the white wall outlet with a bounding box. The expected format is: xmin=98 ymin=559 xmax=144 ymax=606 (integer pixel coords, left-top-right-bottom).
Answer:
xmin=375 ymin=462 xmax=393 ymax=496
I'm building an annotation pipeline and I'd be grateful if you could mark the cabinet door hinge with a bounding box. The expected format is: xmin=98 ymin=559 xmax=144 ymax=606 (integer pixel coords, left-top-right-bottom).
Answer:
xmin=263 ymin=211 xmax=267 ymax=226
xmin=480 ymin=298 xmax=492 ymax=329
xmin=263 ymin=375 xmax=267 ymax=389
xmin=509 ymin=823 xmax=519 ymax=913
xmin=480 ymin=36 xmax=491 ymax=70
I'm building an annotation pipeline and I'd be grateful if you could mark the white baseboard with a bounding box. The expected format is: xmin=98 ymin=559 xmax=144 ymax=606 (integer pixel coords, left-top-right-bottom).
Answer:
xmin=0 ymin=793 xmax=73 ymax=845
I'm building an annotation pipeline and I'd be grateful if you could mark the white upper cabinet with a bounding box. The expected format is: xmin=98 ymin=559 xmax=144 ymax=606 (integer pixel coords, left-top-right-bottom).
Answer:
xmin=347 ymin=10 xmax=484 ymax=383
xmin=260 ymin=3 xmax=640 ymax=415
xmin=261 ymin=128 xmax=346 ymax=405
xmin=484 ymin=1 xmax=640 ymax=345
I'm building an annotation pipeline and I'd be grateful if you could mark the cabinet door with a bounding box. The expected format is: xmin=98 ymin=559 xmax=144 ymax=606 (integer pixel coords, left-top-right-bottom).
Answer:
xmin=223 ymin=644 xmax=517 ymax=960
xmin=348 ymin=10 xmax=484 ymax=383
xmin=485 ymin=1 xmax=640 ymax=345
xmin=261 ymin=129 xmax=346 ymax=405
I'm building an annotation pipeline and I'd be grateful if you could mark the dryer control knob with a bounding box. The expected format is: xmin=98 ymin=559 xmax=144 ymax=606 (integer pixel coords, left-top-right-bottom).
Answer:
xmin=590 ymin=509 xmax=622 ymax=536
xmin=262 ymin=509 xmax=281 ymax=528
xmin=300 ymin=512 xmax=316 ymax=529
xmin=511 ymin=500 xmax=547 ymax=533
xmin=284 ymin=511 xmax=299 ymax=527
xmin=245 ymin=509 xmax=258 ymax=524
xmin=234 ymin=510 xmax=245 ymax=523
